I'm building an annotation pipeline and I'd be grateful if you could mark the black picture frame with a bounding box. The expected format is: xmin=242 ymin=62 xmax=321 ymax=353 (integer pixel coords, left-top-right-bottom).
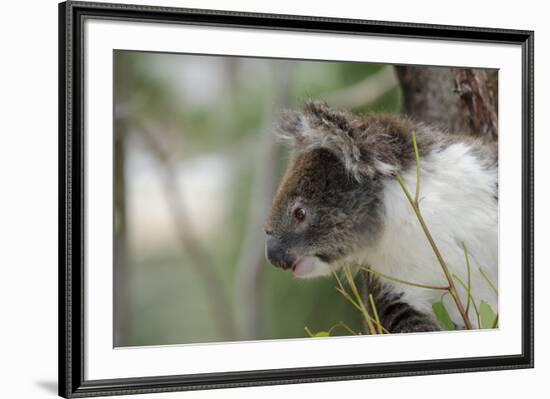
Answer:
xmin=59 ymin=1 xmax=534 ymax=397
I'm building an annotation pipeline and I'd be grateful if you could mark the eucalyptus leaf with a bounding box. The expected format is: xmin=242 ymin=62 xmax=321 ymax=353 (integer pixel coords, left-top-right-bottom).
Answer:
xmin=432 ymin=301 xmax=456 ymax=330
xmin=479 ymin=301 xmax=498 ymax=329
xmin=304 ymin=326 xmax=330 ymax=338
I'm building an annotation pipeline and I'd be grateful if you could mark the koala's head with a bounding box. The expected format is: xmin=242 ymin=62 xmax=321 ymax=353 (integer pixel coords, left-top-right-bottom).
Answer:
xmin=264 ymin=101 xmax=386 ymax=278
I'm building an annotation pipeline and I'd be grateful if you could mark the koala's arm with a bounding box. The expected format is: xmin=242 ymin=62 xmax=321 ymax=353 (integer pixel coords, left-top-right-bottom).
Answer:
xmin=360 ymin=273 xmax=441 ymax=333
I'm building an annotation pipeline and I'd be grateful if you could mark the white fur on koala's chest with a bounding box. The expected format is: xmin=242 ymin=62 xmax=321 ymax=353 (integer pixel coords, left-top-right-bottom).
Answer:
xmin=359 ymin=143 xmax=498 ymax=327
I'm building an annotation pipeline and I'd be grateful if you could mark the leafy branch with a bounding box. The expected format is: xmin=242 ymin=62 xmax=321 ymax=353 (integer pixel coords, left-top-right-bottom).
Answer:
xmin=452 ymin=272 xmax=481 ymax=328
xmin=394 ymin=132 xmax=473 ymax=329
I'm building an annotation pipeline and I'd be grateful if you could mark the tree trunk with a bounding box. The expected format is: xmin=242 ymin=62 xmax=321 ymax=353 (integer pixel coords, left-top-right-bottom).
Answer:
xmin=395 ymin=65 xmax=498 ymax=141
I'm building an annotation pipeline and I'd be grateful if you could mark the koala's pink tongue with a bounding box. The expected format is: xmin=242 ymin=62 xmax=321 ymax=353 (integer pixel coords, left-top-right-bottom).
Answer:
xmin=292 ymin=257 xmax=316 ymax=277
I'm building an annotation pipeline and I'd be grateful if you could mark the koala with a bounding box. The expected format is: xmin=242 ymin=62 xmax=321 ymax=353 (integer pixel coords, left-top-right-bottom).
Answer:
xmin=264 ymin=101 xmax=498 ymax=333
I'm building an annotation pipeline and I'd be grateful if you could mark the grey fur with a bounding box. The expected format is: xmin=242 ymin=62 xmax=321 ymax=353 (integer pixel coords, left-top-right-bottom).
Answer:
xmin=278 ymin=101 xmax=497 ymax=180
xmin=266 ymin=148 xmax=384 ymax=266
xmin=266 ymin=101 xmax=496 ymax=333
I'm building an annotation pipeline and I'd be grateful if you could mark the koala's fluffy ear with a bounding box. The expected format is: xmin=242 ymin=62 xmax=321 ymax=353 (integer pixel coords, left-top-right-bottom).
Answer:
xmin=277 ymin=101 xmax=373 ymax=181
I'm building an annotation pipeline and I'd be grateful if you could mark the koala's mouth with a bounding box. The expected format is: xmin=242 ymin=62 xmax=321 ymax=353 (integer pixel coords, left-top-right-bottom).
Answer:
xmin=290 ymin=255 xmax=333 ymax=278
xmin=291 ymin=257 xmax=317 ymax=277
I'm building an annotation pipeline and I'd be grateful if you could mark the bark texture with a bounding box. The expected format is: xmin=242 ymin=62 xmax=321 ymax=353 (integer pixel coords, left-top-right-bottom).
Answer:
xmin=454 ymin=68 xmax=498 ymax=141
xmin=395 ymin=66 xmax=498 ymax=142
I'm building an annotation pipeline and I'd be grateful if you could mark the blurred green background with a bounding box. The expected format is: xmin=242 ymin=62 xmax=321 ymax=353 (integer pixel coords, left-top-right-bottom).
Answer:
xmin=113 ymin=50 xmax=402 ymax=347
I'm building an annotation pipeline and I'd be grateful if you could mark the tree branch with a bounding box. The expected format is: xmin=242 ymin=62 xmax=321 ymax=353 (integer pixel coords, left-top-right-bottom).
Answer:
xmin=136 ymin=122 xmax=237 ymax=339
xmin=323 ymin=66 xmax=398 ymax=109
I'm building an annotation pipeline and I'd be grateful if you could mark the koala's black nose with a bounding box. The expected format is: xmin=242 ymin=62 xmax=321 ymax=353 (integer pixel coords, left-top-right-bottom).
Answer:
xmin=265 ymin=235 xmax=292 ymax=270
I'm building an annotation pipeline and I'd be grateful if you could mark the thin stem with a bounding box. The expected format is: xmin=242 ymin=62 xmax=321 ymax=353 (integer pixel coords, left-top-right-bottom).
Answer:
xmin=333 ymin=269 xmax=364 ymax=313
xmin=328 ymin=321 xmax=359 ymax=336
xmin=452 ymin=273 xmax=481 ymax=329
xmin=492 ymin=314 xmax=499 ymax=329
xmin=479 ymin=267 xmax=498 ymax=295
xmin=358 ymin=266 xmax=449 ymax=291
xmin=462 ymin=242 xmax=472 ymax=314
xmin=335 ymin=287 xmax=361 ymax=312
xmin=343 ymin=266 xmax=377 ymax=334
xmin=335 ymin=287 xmax=388 ymax=334
xmin=304 ymin=326 xmax=314 ymax=337
xmin=369 ymin=294 xmax=383 ymax=334
xmin=395 ymin=172 xmax=473 ymax=329
xmin=332 ymin=270 xmax=358 ymax=307
xmin=333 ymin=269 xmax=389 ymax=334
xmin=412 ymin=132 xmax=421 ymax=205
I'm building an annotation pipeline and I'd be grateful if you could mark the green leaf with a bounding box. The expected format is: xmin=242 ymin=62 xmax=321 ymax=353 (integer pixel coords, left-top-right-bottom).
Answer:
xmin=479 ymin=301 xmax=498 ymax=329
xmin=432 ymin=301 xmax=456 ymax=330
xmin=304 ymin=326 xmax=330 ymax=338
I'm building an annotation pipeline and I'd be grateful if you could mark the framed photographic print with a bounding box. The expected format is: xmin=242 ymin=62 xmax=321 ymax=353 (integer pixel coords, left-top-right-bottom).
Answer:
xmin=59 ymin=1 xmax=534 ymax=397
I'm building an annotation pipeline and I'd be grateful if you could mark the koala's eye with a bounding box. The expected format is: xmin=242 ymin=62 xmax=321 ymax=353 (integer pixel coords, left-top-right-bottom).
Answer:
xmin=293 ymin=207 xmax=306 ymax=222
